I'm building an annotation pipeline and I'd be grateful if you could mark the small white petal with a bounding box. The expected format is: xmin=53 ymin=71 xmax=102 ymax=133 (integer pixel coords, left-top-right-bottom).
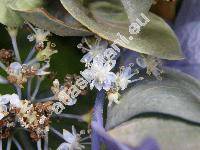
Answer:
xmin=0 ymin=95 xmax=10 ymax=104
xmin=136 ymin=57 xmax=147 ymax=68
xmin=66 ymin=99 xmax=77 ymax=106
xmin=72 ymin=126 xmax=77 ymax=136
xmin=0 ymin=105 xmax=7 ymax=112
xmin=0 ymin=113 xmax=4 ymax=120
xmin=57 ymin=142 xmax=71 ymax=150
xmin=63 ymin=129 xmax=75 ymax=144
xmin=10 ymin=94 xmax=21 ymax=108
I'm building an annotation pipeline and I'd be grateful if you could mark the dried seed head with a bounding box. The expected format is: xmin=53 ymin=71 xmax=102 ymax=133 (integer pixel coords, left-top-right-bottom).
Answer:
xmin=0 ymin=49 xmax=14 ymax=64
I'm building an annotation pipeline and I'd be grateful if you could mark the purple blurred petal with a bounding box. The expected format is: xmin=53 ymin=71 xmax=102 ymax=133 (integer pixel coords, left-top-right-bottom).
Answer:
xmin=92 ymin=122 xmax=131 ymax=150
xmin=166 ymin=0 xmax=200 ymax=79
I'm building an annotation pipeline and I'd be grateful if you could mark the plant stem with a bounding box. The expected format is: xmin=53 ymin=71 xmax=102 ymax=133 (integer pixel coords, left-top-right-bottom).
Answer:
xmin=44 ymin=134 xmax=48 ymax=150
xmin=26 ymin=58 xmax=37 ymax=66
xmin=120 ymin=0 xmax=136 ymax=23
xmin=120 ymin=0 xmax=153 ymax=23
xmin=54 ymin=113 xmax=83 ymax=121
xmin=50 ymin=127 xmax=64 ymax=140
xmin=81 ymin=142 xmax=91 ymax=145
xmin=80 ymin=136 xmax=91 ymax=142
xmin=24 ymin=46 xmax=36 ymax=63
xmin=37 ymin=139 xmax=42 ymax=150
xmin=0 ymin=61 xmax=6 ymax=70
xmin=35 ymin=96 xmax=55 ymax=103
xmin=91 ymin=90 xmax=105 ymax=150
xmin=15 ymin=85 xmax=22 ymax=99
xmin=0 ymin=75 xmax=8 ymax=84
xmin=27 ymin=78 xmax=32 ymax=99
xmin=13 ymin=138 xmax=23 ymax=150
xmin=0 ymin=140 xmax=2 ymax=150
xmin=31 ymin=77 xmax=43 ymax=101
xmin=6 ymin=138 xmax=12 ymax=150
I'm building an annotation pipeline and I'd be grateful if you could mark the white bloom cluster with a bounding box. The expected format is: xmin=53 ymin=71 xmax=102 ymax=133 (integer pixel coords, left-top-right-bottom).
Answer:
xmin=79 ymin=37 xmax=143 ymax=106
xmin=6 ymin=61 xmax=50 ymax=87
xmin=0 ymin=93 xmax=21 ymax=120
xmin=51 ymin=79 xmax=77 ymax=106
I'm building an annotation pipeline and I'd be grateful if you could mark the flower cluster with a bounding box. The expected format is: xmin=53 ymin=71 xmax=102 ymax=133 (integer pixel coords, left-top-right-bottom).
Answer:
xmin=17 ymin=100 xmax=53 ymax=141
xmin=136 ymin=54 xmax=163 ymax=80
xmin=0 ymin=93 xmax=53 ymax=141
xmin=6 ymin=61 xmax=50 ymax=87
xmin=0 ymin=94 xmax=21 ymax=120
xmin=79 ymin=37 xmax=144 ymax=106
xmin=0 ymin=24 xmax=63 ymax=146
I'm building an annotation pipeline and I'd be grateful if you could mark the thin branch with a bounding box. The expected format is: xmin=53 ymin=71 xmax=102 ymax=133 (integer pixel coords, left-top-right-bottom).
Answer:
xmin=37 ymin=139 xmax=42 ymax=150
xmin=50 ymin=127 xmax=64 ymax=140
xmin=12 ymin=138 xmax=23 ymax=150
xmin=54 ymin=113 xmax=83 ymax=121
xmin=0 ymin=140 xmax=2 ymax=150
xmin=80 ymin=136 xmax=91 ymax=142
xmin=0 ymin=75 xmax=8 ymax=84
xmin=120 ymin=0 xmax=153 ymax=23
xmin=26 ymin=21 xmax=37 ymax=33
xmin=26 ymin=58 xmax=37 ymax=66
xmin=10 ymin=35 xmax=21 ymax=63
xmin=44 ymin=133 xmax=48 ymax=150
xmin=80 ymin=142 xmax=91 ymax=145
xmin=6 ymin=138 xmax=12 ymax=150
xmin=0 ymin=61 xmax=6 ymax=70
xmin=15 ymin=85 xmax=22 ymax=99
xmin=24 ymin=46 xmax=36 ymax=63
xmin=35 ymin=96 xmax=55 ymax=103
xmin=31 ymin=77 xmax=43 ymax=101
xmin=27 ymin=78 xmax=32 ymax=99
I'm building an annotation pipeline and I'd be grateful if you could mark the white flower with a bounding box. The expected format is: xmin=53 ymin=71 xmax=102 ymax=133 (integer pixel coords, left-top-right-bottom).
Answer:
xmin=0 ymin=93 xmax=21 ymax=120
xmin=39 ymin=115 xmax=46 ymax=124
xmin=0 ymin=96 xmax=9 ymax=120
xmin=81 ymin=57 xmax=116 ymax=91
xmin=116 ymin=66 xmax=143 ymax=90
xmin=27 ymin=28 xmax=50 ymax=43
xmin=0 ymin=105 xmax=7 ymax=120
xmin=78 ymin=37 xmax=108 ymax=64
xmin=107 ymin=92 xmax=120 ymax=107
xmin=57 ymin=126 xmax=85 ymax=150
xmin=7 ymin=62 xmax=22 ymax=76
xmin=136 ymin=55 xmax=163 ymax=80
xmin=9 ymin=94 xmax=21 ymax=108
xmin=51 ymin=80 xmax=77 ymax=106
xmin=0 ymin=94 xmax=21 ymax=108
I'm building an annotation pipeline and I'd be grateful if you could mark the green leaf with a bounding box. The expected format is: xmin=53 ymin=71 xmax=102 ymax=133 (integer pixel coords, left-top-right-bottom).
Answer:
xmin=106 ymin=68 xmax=200 ymax=129
xmin=10 ymin=1 xmax=92 ymax=36
xmin=108 ymin=117 xmax=200 ymax=150
xmin=11 ymin=0 xmax=43 ymax=10
xmin=0 ymin=0 xmax=23 ymax=27
xmin=60 ymin=0 xmax=183 ymax=60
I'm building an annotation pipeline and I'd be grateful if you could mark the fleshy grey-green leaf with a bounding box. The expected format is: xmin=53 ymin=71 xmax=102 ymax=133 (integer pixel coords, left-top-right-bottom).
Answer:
xmin=10 ymin=1 xmax=92 ymax=36
xmin=106 ymin=68 xmax=200 ymax=129
xmin=0 ymin=0 xmax=23 ymax=27
xmin=108 ymin=118 xmax=200 ymax=150
xmin=11 ymin=0 xmax=43 ymax=10
xmin=60 ymin=0 xmax=183 ymax=60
